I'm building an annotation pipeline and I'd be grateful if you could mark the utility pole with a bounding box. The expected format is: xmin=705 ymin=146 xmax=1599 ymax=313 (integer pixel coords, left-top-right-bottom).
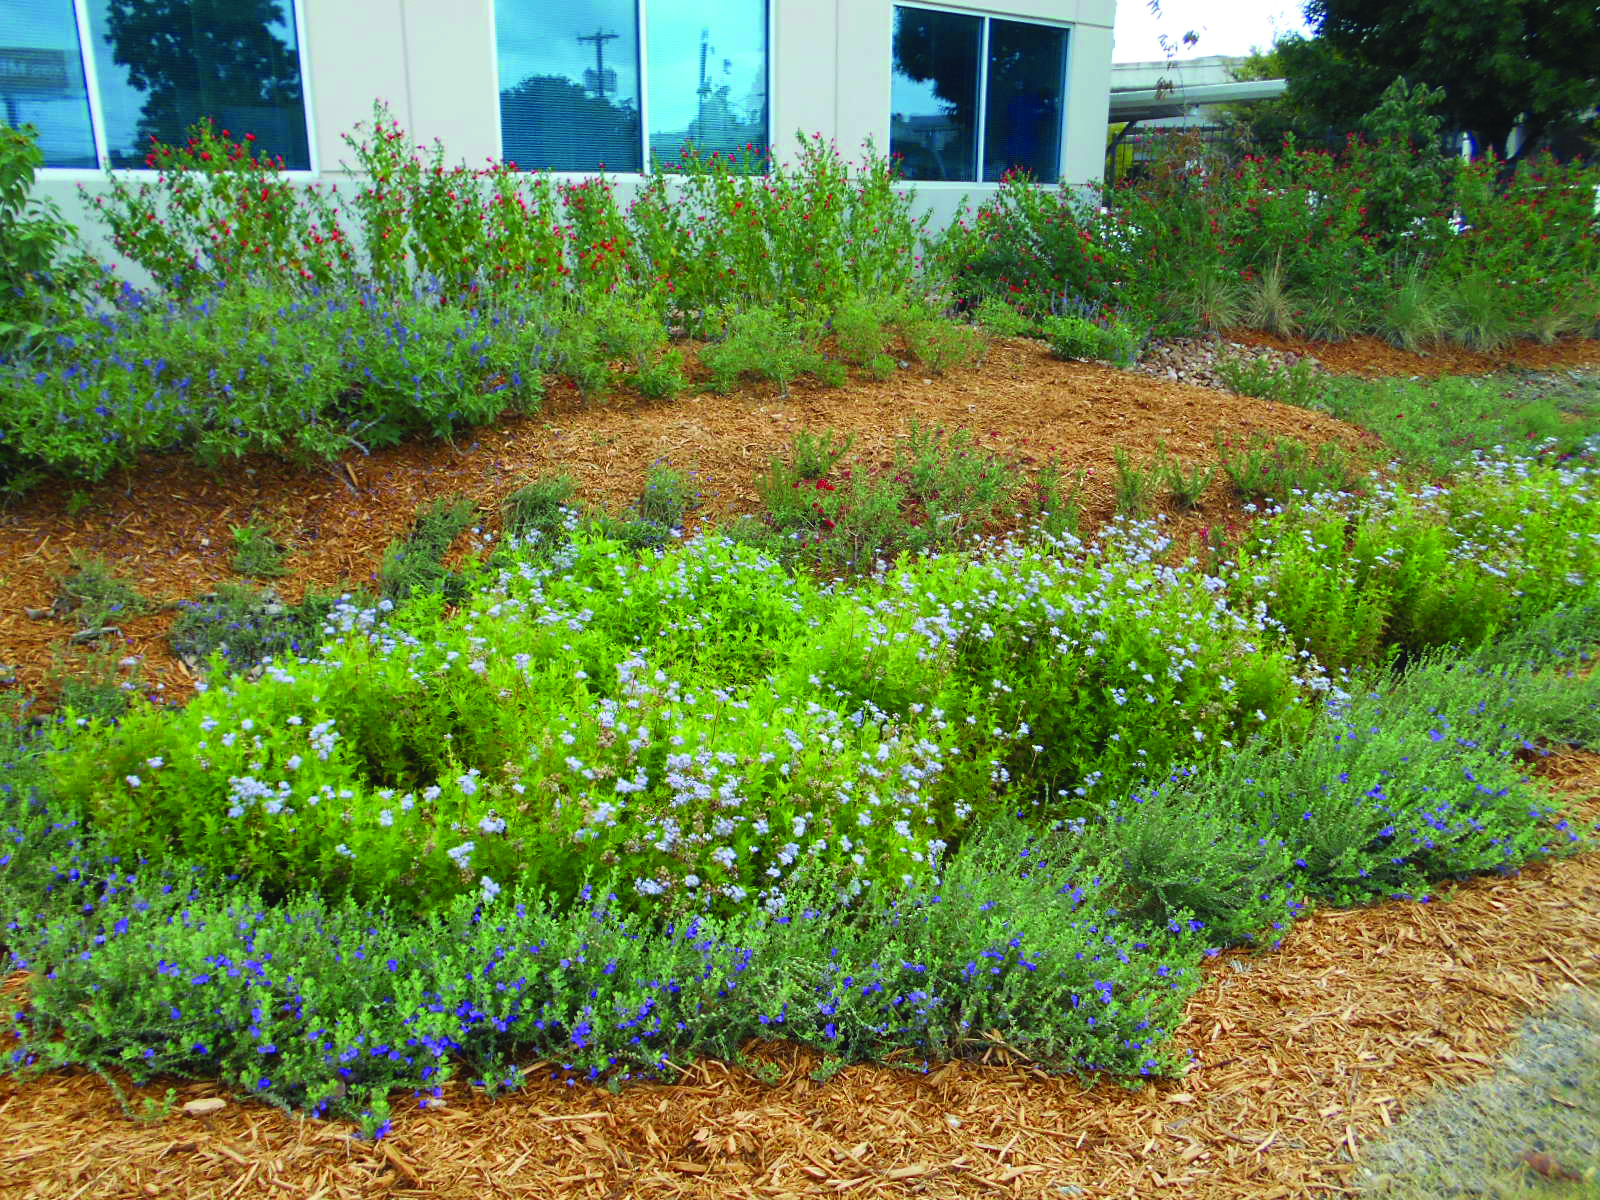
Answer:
xmin=577 ymin=28 xmax=619 ymax=101
xmin=696 ymin=28 xmax=713 ymax=135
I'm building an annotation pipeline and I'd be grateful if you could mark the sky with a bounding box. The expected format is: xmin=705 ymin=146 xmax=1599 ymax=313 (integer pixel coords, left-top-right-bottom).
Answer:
xmin=1112 ymin=0 xmax=1313 ymax=62
xmin=493 ymin=0 xmax=766 ymax=132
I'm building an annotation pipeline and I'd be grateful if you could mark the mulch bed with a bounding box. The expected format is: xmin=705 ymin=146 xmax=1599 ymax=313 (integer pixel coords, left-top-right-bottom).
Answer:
xmin=2 ymin=334 xmax=1599 ymax=1196
xmin=5 ymin=335 xmax=1598 ymax=707
xmin=0 ymin=750 xmax=1594 ymax=1199
xmin=1224 ymin=329 xmax=1600 ymax=378
xmin=0 ymin=338 xmax=1380 ymax=706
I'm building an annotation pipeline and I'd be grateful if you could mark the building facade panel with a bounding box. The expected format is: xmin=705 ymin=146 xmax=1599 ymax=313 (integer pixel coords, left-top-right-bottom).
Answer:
xmin=19 ymin=0 xmax=1113 ymax=259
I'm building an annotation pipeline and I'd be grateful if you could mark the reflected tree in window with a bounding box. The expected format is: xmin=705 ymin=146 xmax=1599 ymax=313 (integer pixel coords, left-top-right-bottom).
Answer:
xmin=96 ymin=0 xmax=309 ymax=167
xmin=499 ymin=73 xmax=641 ymax=171
xmin=494 ymin=2 xmax=643 ymax=173
xmin=890 ymin=7 xmax=979 ymax=181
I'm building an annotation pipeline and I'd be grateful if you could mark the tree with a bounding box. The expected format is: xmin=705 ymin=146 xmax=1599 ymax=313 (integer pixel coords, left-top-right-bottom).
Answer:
xmin=499 ymin=75 xmax=641 ymax=173
xmin=102 ymin=0 xmax=309 ymax=168
xmin=1303 ymin=0 xmax=1600 ymax=162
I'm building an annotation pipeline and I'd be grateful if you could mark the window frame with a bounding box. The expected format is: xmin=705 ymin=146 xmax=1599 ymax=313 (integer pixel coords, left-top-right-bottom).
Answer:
xmin=490 ymin=0 xmax=775 ymax=178
xmin=29 ymin=0 xmax=320 ymax=178
xmin=888 ymin=1 xmax=1072 ymax=187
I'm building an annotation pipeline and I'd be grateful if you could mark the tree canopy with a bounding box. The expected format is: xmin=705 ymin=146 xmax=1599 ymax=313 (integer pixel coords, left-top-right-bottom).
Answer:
xmin=103 ymin=0 xmax=308 ymax=168
xmin=1294 ymin=0 xmax=1600 ymax=161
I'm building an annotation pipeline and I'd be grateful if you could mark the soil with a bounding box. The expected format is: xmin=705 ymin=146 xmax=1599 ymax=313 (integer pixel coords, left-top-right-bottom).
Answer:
xmin=0 ymin=749 xmax=1593 ymax=1199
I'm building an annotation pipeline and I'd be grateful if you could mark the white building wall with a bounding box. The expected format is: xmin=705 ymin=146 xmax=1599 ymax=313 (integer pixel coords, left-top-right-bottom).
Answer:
xmin=32 ymin=0 xmax=1115 ymax=262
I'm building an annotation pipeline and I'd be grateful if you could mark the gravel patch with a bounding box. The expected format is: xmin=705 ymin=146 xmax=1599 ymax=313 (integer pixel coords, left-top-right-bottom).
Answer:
xmin=1357 ymin=987 xmax=1600 ymax=1198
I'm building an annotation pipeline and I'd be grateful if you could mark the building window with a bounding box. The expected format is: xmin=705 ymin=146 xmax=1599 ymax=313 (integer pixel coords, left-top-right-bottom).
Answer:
xmin=85 ymin=0 xmax=312 ymax=169
xmin=1 ymin=1 xmax=98 ymax=167
xmin=1 ymin=0 xmax=312 ymax=170
xmin=891 ymin=5 xmax=1067 ymax=184
xmin=646 ymin=1 xmax=767 ymax=166
xmin=495 ymin=0 xmax=769 ymax=173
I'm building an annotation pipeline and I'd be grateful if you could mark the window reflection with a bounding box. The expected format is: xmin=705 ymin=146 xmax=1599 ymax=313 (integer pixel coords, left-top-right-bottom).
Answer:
xmin=646 ymin=0 xmax=767 ymax=168
xmin=0 ymin=1 xmax=97 ymax=167
xmin=890 ymin=6 xmax=979 ymax=182
xmin=984 ymin=18 xmax=1066 ymax=182
xmin=86 ymin=0 xmax=311 ymax=169
xmin=496 ymin=0 xmax=642 ymax=173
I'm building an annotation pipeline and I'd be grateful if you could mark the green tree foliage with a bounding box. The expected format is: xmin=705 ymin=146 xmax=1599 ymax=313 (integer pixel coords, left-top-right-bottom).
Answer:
xmin=0 ymin=124 xmax=94 ymax=354
xmin=1225 ymin=35 xmax=1391 ymax=151
xmin=498 ymin=75 xmax=641 ymax=171
xmin=1303 ymin=0 xmax=1600 ymax=162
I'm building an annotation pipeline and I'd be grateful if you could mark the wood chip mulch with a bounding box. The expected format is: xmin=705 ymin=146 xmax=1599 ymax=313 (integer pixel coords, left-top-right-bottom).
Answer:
xmin=0 ymin=338 xmax=1385 ymax=707
xmin=1223 ymin=328 xmax=1600 ymax=379
xmin=5 ymin=335 xmax=1597 ymax=707
xmin=0 ymin=751 xmax=1595 ymax=1199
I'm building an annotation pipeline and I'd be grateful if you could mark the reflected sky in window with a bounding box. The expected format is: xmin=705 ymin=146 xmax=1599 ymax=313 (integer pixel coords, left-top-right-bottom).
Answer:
xmin=1 ymin=1 xmax=97 ymax=167
xmin=647 ymin=0 xmax=767 ymax=165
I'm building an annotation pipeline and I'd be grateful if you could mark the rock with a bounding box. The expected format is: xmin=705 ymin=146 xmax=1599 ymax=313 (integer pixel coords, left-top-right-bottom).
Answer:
xmin=1128 ymin=335 xmax=1331 ymax=395
xmin=69 ymin=625 xmax=120 ymax=644
xmin=182 ymin=1097 xmax=226 ymax=1117
xmin=23 ymin=607 xmax=50 ymax=620
xmin=0 ymin=665 xmax=16 ymax=685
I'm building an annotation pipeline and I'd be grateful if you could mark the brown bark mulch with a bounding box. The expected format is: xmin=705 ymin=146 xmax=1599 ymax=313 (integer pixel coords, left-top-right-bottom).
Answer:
xmin=2 ymin=335 xmax=1599 ymax=1196
xmin=1224 ymin=329 xmax=1600 ymax=379
xmin=6 ymin=335 xmax=1596 ymax=707
xmin=0 ymin=751 xmax=1594 ymax=1199
xmin=0 ymin=338 xmax=1380 ymax=707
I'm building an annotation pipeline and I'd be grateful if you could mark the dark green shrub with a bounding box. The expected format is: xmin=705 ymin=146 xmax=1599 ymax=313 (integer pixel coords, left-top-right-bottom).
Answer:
xmin=901 ymin=314 xmax=987 ymax=375
xmin=229 ymin=523 xmax=289 ymax=578
xmin=0 ymin=123 xmax=96 ymax=355
xmin=500 ymin=473 xmax=578 ymax=546
xmin=636 ymin=462 xmax=696 ymax=529
xmin=1217 ymin=435 xmax=1360 ymax=506
xmin=169 ymin=584 xmax=338 ymax=675
xmin=53 ymin=554 xmax=148 ymax=631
